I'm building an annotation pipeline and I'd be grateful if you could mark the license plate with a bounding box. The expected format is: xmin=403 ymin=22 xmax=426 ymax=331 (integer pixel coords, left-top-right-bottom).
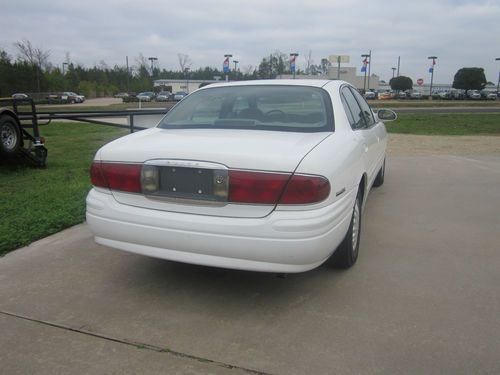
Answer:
xmin=158 ymin=166 xmax=228 ymax=201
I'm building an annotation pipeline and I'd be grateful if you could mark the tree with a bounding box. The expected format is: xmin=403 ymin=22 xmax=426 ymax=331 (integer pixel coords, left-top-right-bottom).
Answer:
xmin=452 ymin=67 xmax=487 ymax=92
xmin=177 ymin=53 xmax=192 ymax=73
xmin=304 ymin=50 xmax=313 ymax=75
xmin=320 ymin=58 xmax=331 ymax=75
xmin=14 ymin=39 xmax=50 ymax=92
xmin=389 ymin=76 xmax=413 ymax=91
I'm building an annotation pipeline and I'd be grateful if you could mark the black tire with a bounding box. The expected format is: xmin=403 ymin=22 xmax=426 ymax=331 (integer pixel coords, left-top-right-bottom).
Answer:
xmin=373 ymin=159 xmax=385 ymax=187
xmin=331 ymin=189 xmax=362 ymax=269
xmin=0 ymin=115 xmax=22 ymax=157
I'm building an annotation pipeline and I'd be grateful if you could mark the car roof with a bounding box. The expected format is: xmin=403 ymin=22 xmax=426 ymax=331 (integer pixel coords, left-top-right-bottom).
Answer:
xmin=198 ymin=79 xmax=344 ymax=91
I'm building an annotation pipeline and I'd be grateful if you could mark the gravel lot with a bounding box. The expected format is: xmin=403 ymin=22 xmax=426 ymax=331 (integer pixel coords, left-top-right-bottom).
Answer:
xmin=388 ymin=134 xmax=500 ymax=156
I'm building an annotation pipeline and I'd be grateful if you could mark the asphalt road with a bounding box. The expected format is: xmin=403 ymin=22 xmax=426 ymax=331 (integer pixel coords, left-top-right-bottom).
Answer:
xmin=1 ymin=154 xmax=499 ymax=374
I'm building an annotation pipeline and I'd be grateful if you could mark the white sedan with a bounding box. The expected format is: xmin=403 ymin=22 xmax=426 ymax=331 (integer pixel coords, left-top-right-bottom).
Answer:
xmin=86 ymin=80 xmax=396 ymax=273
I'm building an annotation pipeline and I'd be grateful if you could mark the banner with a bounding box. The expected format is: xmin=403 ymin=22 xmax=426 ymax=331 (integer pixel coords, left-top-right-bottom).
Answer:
xmin=290 ymin=55 xmax=296 ymax=74
xmin=361 ymin=57 xmax=368 ymax=73
xmin=223 ymin=57 xmax=230 ymax=74
xmin=429 ymin=58 xmax=436 ymax=73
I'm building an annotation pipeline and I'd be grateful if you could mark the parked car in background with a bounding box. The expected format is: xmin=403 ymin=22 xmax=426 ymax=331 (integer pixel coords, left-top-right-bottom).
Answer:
xmin=397 ymin=91 xmax=407 ymax=99
xmin=11 ymin=93 xmax=28 ymax=100
xmin=481 ymin=90 xmax=497 ymax=100
xmin=61 ymin=92 xmax=85 ymax=103
xmin=408 ymin=90 xmax=422 ymax=99
xmin=155 ymin=91 xmax=172 ymax=102
xmin=86 ymin=79 xmax=397 ymax=273
xmin=173 ymin=91 xmax=188 ymax=101
xmin=378 ymin=91 xmax=392 ymax=100
xmin=364 ymin=91 xmax=376 ymax=100
xmin=137 ymin=92 xmax=156 ymax=101
xmin=438 ymin=91 xmax=452 ymax=100
xmin=450 ymin=89 xmax=466 ymax=100
xmin=114 ymin=92 xmax=129 ymax=98
xmin=467 ymin=90 xmax=481 ymax=100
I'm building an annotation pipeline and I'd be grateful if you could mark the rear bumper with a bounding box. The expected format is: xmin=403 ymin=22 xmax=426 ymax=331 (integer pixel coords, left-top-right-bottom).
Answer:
xmin=86 ymin=189 xmax=354 ymax=273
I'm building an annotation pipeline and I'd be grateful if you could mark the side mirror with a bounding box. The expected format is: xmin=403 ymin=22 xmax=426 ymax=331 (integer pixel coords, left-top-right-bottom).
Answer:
xmin=377 ymin=109 xmax=397 ymax=122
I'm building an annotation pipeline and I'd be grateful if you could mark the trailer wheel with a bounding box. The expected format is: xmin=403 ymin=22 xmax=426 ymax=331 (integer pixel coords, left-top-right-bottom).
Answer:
xmin=0 ymin=115 xmax=22 ymax=156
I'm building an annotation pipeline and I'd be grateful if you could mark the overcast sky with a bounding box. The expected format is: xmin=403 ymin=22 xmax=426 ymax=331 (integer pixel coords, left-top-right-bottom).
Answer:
xmin=2 ymin=0 xmax=499 ymax=84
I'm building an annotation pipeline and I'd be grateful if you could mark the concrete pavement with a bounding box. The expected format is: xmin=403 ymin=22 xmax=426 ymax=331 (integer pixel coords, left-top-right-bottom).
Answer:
xmin=1 ymin=154 xmax=499 ymax=374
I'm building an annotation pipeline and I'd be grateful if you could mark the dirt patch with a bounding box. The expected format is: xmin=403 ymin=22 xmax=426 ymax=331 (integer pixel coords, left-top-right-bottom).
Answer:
xmin=388 ymin=134 xmax=500 ymax=156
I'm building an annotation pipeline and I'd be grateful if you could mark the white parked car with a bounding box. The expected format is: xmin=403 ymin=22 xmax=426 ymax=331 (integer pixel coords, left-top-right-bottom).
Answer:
xmin=86 ymin=80 xmax=396 ymax=273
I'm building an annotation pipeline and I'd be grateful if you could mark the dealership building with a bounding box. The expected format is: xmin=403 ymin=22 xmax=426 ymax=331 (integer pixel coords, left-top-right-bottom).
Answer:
xmin=153 ymin=79 xmax=219 ymax=94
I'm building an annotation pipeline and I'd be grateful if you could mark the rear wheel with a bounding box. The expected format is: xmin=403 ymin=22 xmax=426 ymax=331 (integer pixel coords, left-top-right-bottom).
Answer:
xmin=373 ymin=159 xmax=385 ymax=187
xmin=0 ymin=115 xmax=22 ymax=157
xmin=331 ymin=189 xmax=362 ymax=269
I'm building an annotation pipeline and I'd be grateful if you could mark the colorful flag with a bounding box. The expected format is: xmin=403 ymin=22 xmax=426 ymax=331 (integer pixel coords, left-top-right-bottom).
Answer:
xmin=429 ymin=58 xmax=436 ymax=73
xmin=361 ymin=57 xmax=368 ymax=73
xmin=223 ymin=57 xmax=230 ymax=74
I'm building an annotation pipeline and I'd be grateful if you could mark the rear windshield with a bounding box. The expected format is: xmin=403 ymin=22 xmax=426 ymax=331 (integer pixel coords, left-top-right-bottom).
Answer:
xmin=158 ymin=85 xmax=334 ymax=132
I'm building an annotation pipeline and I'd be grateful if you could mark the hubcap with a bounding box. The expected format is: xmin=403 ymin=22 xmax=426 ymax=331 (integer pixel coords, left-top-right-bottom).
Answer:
xmin=1 ymin=124 xmax=17 ymax=150
xmin=351 ymin=199 xmax=360 ymax=252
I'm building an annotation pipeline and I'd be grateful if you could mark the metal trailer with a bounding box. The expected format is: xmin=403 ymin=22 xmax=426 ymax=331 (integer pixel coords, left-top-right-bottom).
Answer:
xmin=0 ymin=98 xmax=47 ymax=167
xmin=1 ymin=98 xmax=170 ymax=168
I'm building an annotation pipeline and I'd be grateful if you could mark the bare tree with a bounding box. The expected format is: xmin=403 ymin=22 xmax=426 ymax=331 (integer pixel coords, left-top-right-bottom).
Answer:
xmin=242 ymin=64 xmax=254 ymax=76
xmin=14 ymin=39 xmax=51 ymax=91
xmin=304 ymin=50 xmax=314 ymax=75
xmin=134 ymin=53 xmax=150 ymax=78
xmin=178 ymin=53 xmax=192 ymax=72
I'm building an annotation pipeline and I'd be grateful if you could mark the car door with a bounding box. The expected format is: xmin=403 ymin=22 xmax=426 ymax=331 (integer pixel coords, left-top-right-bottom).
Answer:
xmin=340 ymin=86 xmax=379 ymax=183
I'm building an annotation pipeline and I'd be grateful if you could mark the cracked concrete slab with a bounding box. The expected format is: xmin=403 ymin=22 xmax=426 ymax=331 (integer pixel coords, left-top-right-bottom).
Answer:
xmin=1 ymin=154 xmax=499 ymax=374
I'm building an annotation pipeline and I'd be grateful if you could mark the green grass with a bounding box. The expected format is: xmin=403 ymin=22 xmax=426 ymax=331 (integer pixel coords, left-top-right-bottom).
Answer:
xmin=370 ymin=100 xmax=500 ymax=108
xmin=0 ymin=122 xmax=126 ymax=255
xmin=386 ymin=113 xmax=500 ymax=135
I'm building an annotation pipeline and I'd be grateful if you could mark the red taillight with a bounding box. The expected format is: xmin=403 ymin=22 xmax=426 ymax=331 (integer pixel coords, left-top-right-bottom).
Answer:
xmin=279 ymin=174 xmax=330 ymax=204
xmin=90 ymin=161 xmax=142 ymax=193
xmin=227 ymin=170 xmax=330 ymax=205
xmin=228 ymin=170 xmax=290 ymax=204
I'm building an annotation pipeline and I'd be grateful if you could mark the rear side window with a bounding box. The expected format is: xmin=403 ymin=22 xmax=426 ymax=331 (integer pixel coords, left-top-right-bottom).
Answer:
xmin=341 ymin=87 xmax=365 ymax=130
xmin=349 ymin=87 xmax=376 ymax=127
xmin=159 ymin=85 xmax=334 ymax=133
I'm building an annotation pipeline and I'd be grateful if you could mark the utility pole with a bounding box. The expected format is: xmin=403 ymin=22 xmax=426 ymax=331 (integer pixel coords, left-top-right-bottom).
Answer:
xmin=269 ymin=54 xmax=273 ymax=79
xmin=126 ymin=56 xmax=130 ymax=93
xmin=223 ymin=54 xmax=232 ymax=81
xmin=496 ymin=58 xmax=500 ymax=96
xmin=428 ymin=56 xmax=437 ymax=99
xmin=397 ymin=56 xmax=401 ymax=77
xmin=148 ymin=57 xmax=158 ymax=77
xmin=391 ymin=67 xmax=396 ymax=79
xmin=290 ymin=53 xmax=299 ymax=79
xmin=367 ymin=50 xmax=372 ymax=91
xmin=361 ymin=53 xmax=370 ymax=93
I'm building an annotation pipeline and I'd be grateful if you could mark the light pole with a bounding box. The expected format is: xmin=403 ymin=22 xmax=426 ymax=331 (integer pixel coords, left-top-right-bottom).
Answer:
xmin=367 ymin=51 xmax=372 ymax=91
xmin=148 ymin=57 xmax=158 ymax=77
xmin=496 ymin=58 xmax=500 ymax=97
xmin=62 ymin=62 xmax=68 ymax=75
xmin=184 ymin=68 xmax=190 ymax=93
xmin=428 ymin=56 xmax=437 ymax=99
xmin=223 ymin=54 xmax=232 ymax=81
xmin=391 ymin=67 xmax=396 ymax=79
xmin=290 ymin=53 xmax=299 ymax=79
xmin=361 ymin=53 xmax=370 ymax=93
